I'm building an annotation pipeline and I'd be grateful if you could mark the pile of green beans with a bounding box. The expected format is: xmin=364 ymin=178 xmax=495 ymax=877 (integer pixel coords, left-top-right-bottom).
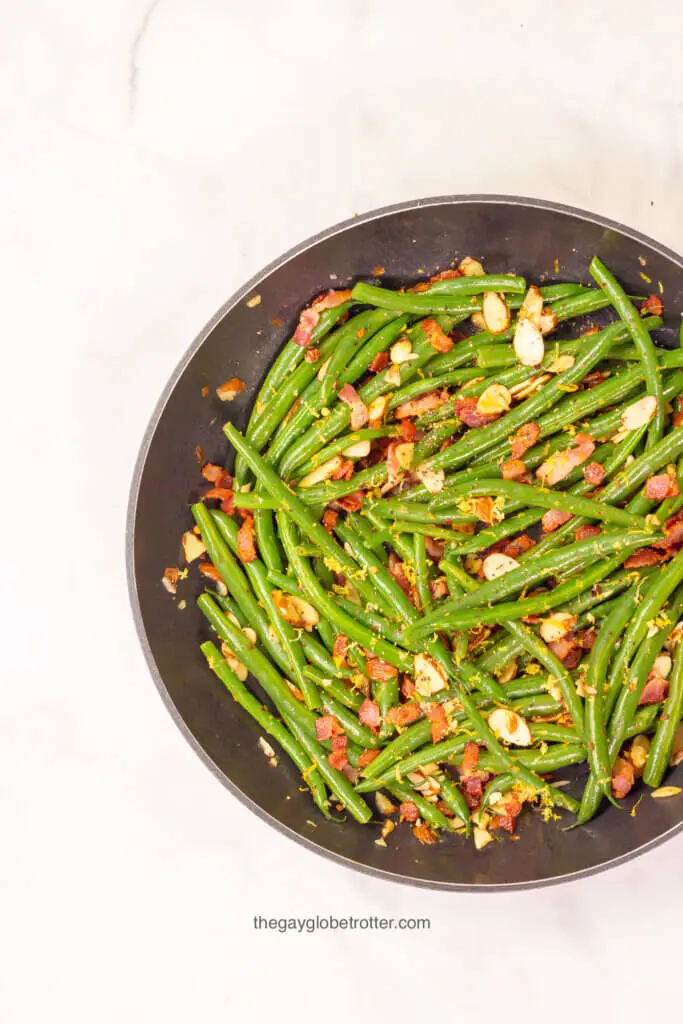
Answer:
xmin=175 ymin=258 xmax=683 ymax=849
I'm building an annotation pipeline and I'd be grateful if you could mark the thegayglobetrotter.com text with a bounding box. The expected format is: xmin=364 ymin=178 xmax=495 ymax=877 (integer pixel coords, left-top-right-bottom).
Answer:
xmin=253 ymin=915 xmax=430 ymax=934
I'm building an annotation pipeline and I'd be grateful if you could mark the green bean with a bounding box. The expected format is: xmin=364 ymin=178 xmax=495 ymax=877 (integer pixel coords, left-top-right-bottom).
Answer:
xmin=481 ymin=773 xmax=518 ymax=810
xmin=301 ymin=667 xmax=363 ymax=710
xmin=252 ymin=508 xmax=285 ymax=572
xmin=414 ymin=534 xmax=432 ymax=612
xmin=655 ymin=454 xmax=683 ymax=523
xmin=347 ymin=512 xmax=390 ymax=561
xmin=335 ymin=597 xmax=403 ymax=644
xmin=356 ymin=734 xmax=471 ymax=790
xmin=437 ymin=773 xmax=471 ymax=833
xmin=476 ymin=747 xmax=584 ymax=782
xmin=530 ymin=723 xmax=580 ymax=744
xmin=294 ymin=726 xmax=372 ymax=824
xmin=383 ymin=781 xmax=454 ymax=833
xmin=291 ymin=427 xmax=397 ymax=480
xmin=214 ymin=592 xmax=248 ymax=627
xmin=643 ymin=640 xmax=683 ymax=788
xmin=590 ymin=256 xmax=664 ymax=445
xmin=353 ymin=277 xmax=527 ymax=311
xmin=319 ymin=694 xmax=383 ymax=750
xmin=201 ymin=642 xmax=330 ymax=816
xmin=360 ymin=719 xmax=433 ymax=779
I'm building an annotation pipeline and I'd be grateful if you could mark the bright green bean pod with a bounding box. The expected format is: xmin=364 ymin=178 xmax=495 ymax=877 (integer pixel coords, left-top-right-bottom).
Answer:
xmin=294 ymin=727 xmax=372 ymax=824
xmin=437 ymin=773 xmax=472 ymax=833
xmin=643 ymin=640 xmax=683 ymax=787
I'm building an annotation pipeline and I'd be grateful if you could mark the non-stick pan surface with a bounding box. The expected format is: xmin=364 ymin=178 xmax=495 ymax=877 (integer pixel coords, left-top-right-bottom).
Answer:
xmin=127 ymin=196 xmax=683 ymax=890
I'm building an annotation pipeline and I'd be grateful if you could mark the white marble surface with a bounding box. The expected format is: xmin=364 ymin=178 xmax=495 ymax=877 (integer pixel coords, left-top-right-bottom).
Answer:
xmin=3 ymin=1 xmax=683 ymax=1020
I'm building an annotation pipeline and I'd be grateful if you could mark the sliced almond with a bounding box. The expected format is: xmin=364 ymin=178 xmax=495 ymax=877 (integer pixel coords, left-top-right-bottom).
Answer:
xmin=547 ymin=353 xmax=575 ymax=374
xmin=298 ymin=456 xmax=343 ymax=488
xmin=482 ymin=552 xmax=520 ymax=580
xmin=416 ymin=465 xmax=445 ymax=494
xmin=471 ymin=312 xmax=487 ymax=332
xmin=414 ymin=653 xmax=448 ymax=696
xmin=496 ymin=657 xmax=518 ymax=685
xmin=272 ymin=591 xmax=319 ymax=631
xmin=182 ymin=531 xmax=206 ymax=563
xmin=488 ymin=708 xmax=533 ymax=747
xmin=459 ymin=256 xmax=485 ymax=277
xmin=539 ymin=612 xmax=577 ymax=643
xmin=482 ymin=292 xmax=511 ymax=335
xmin=258 ymin=736 xmax=276 ymax=759
xmin=375 ymin=793 xmax=397 ymax=816
xmin=540 ymin=308 xmax=558 ymax=335
xmin=473 ymin=826 xmax=494 ymax=850
xmin=220 ymin=641 xmax=248 ymax=682
xmin=513 ymin=317 xmax=545 ymax=366
xmin=367 ymin=394 xmax=390 ymax=428
xmin=519 ymin=285 xmax=544 ymax=328
xmin=394 ymin=442 xmax=415 ymax=470
xmin=216 ymin=376 xmax=245 ymax=401
xmin=653 ymin=653 xmax=672 ymax=679
xmin=242 ymin=627 xmax=258 ymax=645
xmin=390 ymin=338 xmax=417 ymax=364
xmin=621 ymin=395 xmax=658 ymax=432
xmin=316 ymin=356 xmax=332 ymax=383
xmin=670 ymin=723 xmax=683 ymax=766
xmin=385 ymin=363 xmax=402 ymax=386
xmin=628 ymin=734 xmax=650 ymax=771
xmin=342 ymin=440 xmax=372 ymax=459
xmin=510 ymin=373 xmax=550 ymax=399
xmin=477 ymin=383 xmax=512 ymax=416
xmin=651 ymin=786 xmax=682 ymax=799
xmin=161 ymin=574 xmax=177 ymax=595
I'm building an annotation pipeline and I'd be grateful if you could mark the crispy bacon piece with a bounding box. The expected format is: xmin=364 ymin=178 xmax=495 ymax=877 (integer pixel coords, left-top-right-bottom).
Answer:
xmin=510 ymin=422 xmax=541 ymax=459
xmin=429 ymin=577 xmax=449 ymax=600
xmin=304 ymin=347 xmax=321 ymax=364
xmin=541 ymin=508 xmax=573 ymax=533
xmin=394 ymin=390 xmax=448 ymax=419
xmin=388 ymin=553 xmax=418 ymax=606
xmin=582 ymin=370 xmax=609 ymax=389
xmin=328 ymin=748 xmax=349 ymax=772
xmin=400 ymin=801 xmax=419 ymax=823
xmin=424 ymin=703 xmax=449 ymax=743
xmin=453 ymin=396 xmax=500 ymax=428
xmin=536 ymin=433 xmax=595 ymax=486
xmin=236 ymin=512 xmax=257 ymax=562
xmin=195 ymin=445 xmax=205 ymax=465
xmin=501 ymin=458 xmax=528 ymax=481
xmin=358 ymin=698 xmax=381 ymax=731
xmin=576 ymin=628 xmax=598 ymax=651
xmin=548 ymin=635 xmax=582 ymax=669
xmin=338 ymin=383 xmax=369 ymax=430
xmin=611 ymin=757 xmax=636 ymax=799
xmin=430 ymin=268 xmax=462 ymax=282
xmin=461 ymin=775 xmax=486 ymax=810
xmin=322 ymin=508 xmax=338 ymax=534
xmin=369 ymin=351 xmax=390 ymax=373
xmin=575 ymin=524 xmax=601 ymax=542
xmin=330 ymin=734 xmax=347 ymax=752
xmin=343 ymin=764 xmax=360 ymax=784
xmin=583 ymin=461 xmax=606 ymax=487
xmin=423 ymin=317 xmax=454 ymax=353
xmin=624 ymin=546 xmax=668 ymax=568
xmin=645 ymin=471 xmax=680 ymax=501
xmin=386 ymin=703 xmax=422 ymax=728
xmin=398 ymin=418 xmax=418 ymax=441
xmin=639 ymin=672 xmax=669 ymax=706
xmin=315 ymin=714 xmax=344 ymax=741
xmin=460 ymin=741 xmax=480 ymax=777
xmin=204 ymin=487 xmax=235 ymax=515
xmin=424 ymin=535 xmax=444 ymax=562
xmin=198 ymin=561 xmax=222 ymax=582
xmin=502 ymin=533 xmax=536 ymax=560
xmin=641 ymin=294 xmax=664 ymax=317
xmin=400 ymin=675 xmax=416 ymax=699
xmin=654 ymin=509 xmax=683 ymax=551
xmin=293 ymin=290 xmax=352 ymax=347
xmin=202 ymin=463 xmax=232 ymax=487
xmin=366 ymin=657 xmax=398 ymax=682
xmin=332 ymin=458 xmax=355 ymax=481
xmin=357 ymin=748 xmax=380 ymax=769
xmin=332 ymin=634 xmax=349 ymax=666
xmin=335 ymin=491 xmax=364 ymax=513
xmin=412 ymin=823 xmax=438 ymax=845
xmin=490 ymin=814 xmax=516 ymax=834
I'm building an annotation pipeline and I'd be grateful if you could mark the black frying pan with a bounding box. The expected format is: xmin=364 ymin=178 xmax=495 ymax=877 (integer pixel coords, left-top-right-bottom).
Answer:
xmin=127 ymin=196 xmax=683 ymax=890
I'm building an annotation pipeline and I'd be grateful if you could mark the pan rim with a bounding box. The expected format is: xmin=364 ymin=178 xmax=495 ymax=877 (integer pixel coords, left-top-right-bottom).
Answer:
xmin=126 ymin=193 xmax=683 ymax=891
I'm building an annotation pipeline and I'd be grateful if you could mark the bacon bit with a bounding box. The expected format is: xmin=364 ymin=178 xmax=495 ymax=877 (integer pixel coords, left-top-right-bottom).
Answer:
xmin=641 ymin=294 xmax=664 ymax=317
xmin=654 ymin=509 xmax=683 ymax=551
xmin=315 ymin=715 xmax=344 ymax=741
xmin=335 ymin=491 xmax=364 ymax=513
xmin=576 ymin=628 xmax=598 ymax=651
xmin=198 ymin=561 xmax=222 ymax=582
xmin=625 ymin=547 xmax=668 ymax=569
xmin=358 ymin=698 xmax=381 ymax=731
xmin=288 ymin=684 xmax=305 ymax=703
xmin=164 ymin=567 xmax=180 ymax=586
xmin=357 ymin=748 xmax=380 ymax=769
xmin=412 ymin=823 xmax=438 ymax=845
xmin=304 ymin=347 xmax=321 ymax=364
xmin=204 ymin=487 xmax=235 ymax=515
xmin=501 ymin=458 xmax=528 ymax=481
xmin=216 ymin=377 xmax=245 ymax=402
xmin=328 ymin=749 xmax=349 ymax=772
xmin=639 ymin=672 xmax=669 ymax=706
xmin=400 ymin=801 xmax=419 ymax=823
xmin=371 ymin=265 xmax=385 ymax=277
xmin=369 ymin=350 xmax=390 ymax=373
xmin=575 ymin=524 xmax=601 ymax=542
xmin=236 ymin=513 xmax=257 ymax=562
xmin=502 ymin=533 xmax=536 ymax=560
xmin=394 ymin=390 xmax=448 ymax=419
xmin=201 ymin=385 xmax=209 ymax=398
xmin=322 ymin=508 xmax=338 ymax=535
xmin=461 ymin=775 xmax=486 ymax=810
xmin=385 ymin=442 xmax=403 ymax=487
xmin=401 ymin=675 xmax=417 ymax=699
xmin=202 ymin=462 xmax=232 ymax=486
xmin=343 ymin=764 xmax=360 ymax=784
xmin=424 ymin=703 xmax=449 ymax=743
xmin=423 ymin=317 xmax=454 ymax=353
xmin=271 ymin=317 xmax=283 ymax=327
xmin=489 ymin=814 xmax=516 ymax=834
xmin=674 ymin=411 xmax=683 ymax=428
xmin=583 ymin=461 xmax=606 ymax=486
xmin=292 ymin=308 xmax=320 ymax=348
xmin=398 ymin=418 xmax=418 ymax=442
xmin=430 ymin=268 xmax=462 ymax=282
xmin=386 ymin=703 xmax=422 ymax=728
xmin=507 ymin=424 xmax=539 ymax=461
xmin=541 ymin=508 xmax=573 ymax=533
xmin=645 ymin=470 xmax=680 ymax=501
xmin=338 ymin=383 xmax=369 ymax=430
xmin=331 ymin=458 xmax=354 ymax=481
xmin=424 ymin=535 xmax=444 ymax=562
xmin=281 ymin=396 xmax=301 ymax=426
xmin=453 ymin=396 xmax=500 ymax=428
xmin=548 ymin=636 xmax=582 ymax=669
xmin=330 ymin=733 xmax=348 ymax=752
xmin=611 ymin=757 xmax=636 ymax=799
xmin=429 ymin=576 xmax=449 ymax=600
xmin=366 ymin=657 xmax=398 ymax=682
xmin=537 ymin=433 xmax=595 ymax=486
xmin=195 ymin=445 xmax=205 ymax=465
xmin=460 ymin=741 xmax=480 ymax=777
xmin=332 ymin=634 xmax=349 ymax=666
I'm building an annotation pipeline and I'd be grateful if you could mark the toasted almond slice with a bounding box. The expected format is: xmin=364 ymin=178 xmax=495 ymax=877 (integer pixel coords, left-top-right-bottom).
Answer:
xmin=258 ymin=736 xmax=276 ymax=759
xmin=298 ymin=455 xmax=343 ymax=488
xmin=342 ymin=440 xmax=371 ymax=459
xmin=510 ymin=373 xmax=550 ymax=399
xmin=519 ymin=285 xmax=544 ymax=328
xmin=547 ymin=353 xmax=576 ymax=374
xmin=182 ymin=531 xmax=206 ymax=563
xmin=482 ymin=292 xmax=511 ymax=335
xmin=628 ymin=734 xmax=650 ymax=771
xmin=482 ymin=552 xmax=520 ymax=580
xmin=653 ymin=653 xmax=672 ymax=679
xmin=414 ymin=653 xmax=448 ymax=696
xmin=162 ymin=574 xmax=177 ymax=595
xmin=514 ymin=317 xmax=545 ymax=366
xmin=651 ymin=786 xmax=682 ymax=799
xmin=496 ymin=657 xmax=518 ymax=685
xmin=367 ymin=394 xmax=390 ymax=427
xmin=220 ymin=641 xmax=249 ymax=681
xmin=415 ymin=465 xmax=445 ymax=494
xmin=390 ymin=338 xmax=417 ymax=364
xmin=272 ymin=591 xmax=319 ymax=630
xmin=540 ymin=308 xmax=558 ymax=335
xmin=459 ymin=256 xmax=485 ymax=277
xmin=539 ymin=612 xmax=577 ymax=643
xmin=488 ymin=708 xmax=533 ymax=747
xmin=316 ymin=356 xmax=332 ymax=382
xmin=242 ymin=627 xmax=258 ymax=645
xmin=246 ymin=294 xmax=262 ymax=308
xmin=473 ymin=826 xmax=494 ymax=850
xmin=385 ymin=363 xmax=402 ymax=386
xmin=621 ymin=395 xmax=658 ymax=431
xmin=670 ymin=723 xmax=683 ymax=766
xmin=216 ymin=376 xmax=246 ymax=401
xmin=375 ymin=792 xmax=397 ymax=816
xmin=477 ymin=382 xmax=512 ymax=416
xmin=471 ymin=312 xmax=487 ymax=331
xmin=394 ymin=442 xmax=414 ymax=470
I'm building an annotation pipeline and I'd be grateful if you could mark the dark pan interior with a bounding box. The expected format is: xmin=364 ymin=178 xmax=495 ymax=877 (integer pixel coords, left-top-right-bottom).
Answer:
xmin=128 ymin=196 xmax=683 ymax=890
